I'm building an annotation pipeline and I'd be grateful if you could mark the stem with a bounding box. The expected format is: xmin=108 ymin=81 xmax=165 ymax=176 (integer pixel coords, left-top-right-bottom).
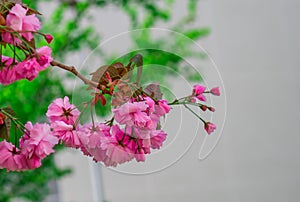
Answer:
xmin=0 ymin=109 xmax=26 ymax=131
xmin=105 ymin=117 xmax=114 ymax=127
xmin=169 ymin=95 xmax=193 ymax=105
xmin=183 ymin=104 xmax=206 ymax=123
xmin=50 ymin=60 xmax=98 ymax=88
xmin=90 ymin=105 xmax=95 ymax=130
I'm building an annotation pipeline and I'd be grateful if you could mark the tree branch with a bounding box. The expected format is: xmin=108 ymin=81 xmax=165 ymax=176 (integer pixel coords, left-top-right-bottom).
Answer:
xmin=50 ymin=60 xmax=98 ymax=88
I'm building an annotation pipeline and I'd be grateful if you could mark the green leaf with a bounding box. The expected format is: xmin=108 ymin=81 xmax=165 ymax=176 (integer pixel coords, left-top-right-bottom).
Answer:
xmin=183 ymin=28 xmax=211 ymax=40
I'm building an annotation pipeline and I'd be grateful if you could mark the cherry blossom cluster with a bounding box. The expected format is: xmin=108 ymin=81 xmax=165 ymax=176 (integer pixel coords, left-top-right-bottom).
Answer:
xmin=0 ymin=3 xmax=53 ymax=85
xmin=0 ymin=2 xmax=221 ymax=172
xmin=0 ymin=82 xmax=220 ymax=171
xmin=0 ymin=122 xmax=58 ymax=171
xmin=46 ymin=95 xmax=169 ymax=167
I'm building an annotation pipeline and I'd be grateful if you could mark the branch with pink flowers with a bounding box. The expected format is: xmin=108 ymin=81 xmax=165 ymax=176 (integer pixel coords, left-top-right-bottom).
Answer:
xmin=0 ymin=2 xmax=221 ymax=171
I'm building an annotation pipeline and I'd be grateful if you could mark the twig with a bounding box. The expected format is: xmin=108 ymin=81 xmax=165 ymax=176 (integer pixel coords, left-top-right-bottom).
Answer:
xmin=50 ymin=60 xmax=98 ymax=88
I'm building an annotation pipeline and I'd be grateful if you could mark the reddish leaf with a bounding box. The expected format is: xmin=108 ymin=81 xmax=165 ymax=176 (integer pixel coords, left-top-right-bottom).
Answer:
xmin=129 ymin=54 xmax=143 ymax=83
xmin=144 ymin=83 xmax=163 ymax=100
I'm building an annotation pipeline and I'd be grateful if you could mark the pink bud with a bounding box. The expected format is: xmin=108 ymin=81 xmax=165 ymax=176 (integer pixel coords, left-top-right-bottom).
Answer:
xmin=208 ymin=107 xmax=215 ymax=112
xmin=190 ymin=97 xmax=197 ymax=103
xmin=200 ymin=105 xmax=207 ymax=111
xmin=210 ymin=87 xmax=220 ymax=96
xmin=204 ymin=122 xmax=216 ymax=135
xmin=0 ymin=112 xmax=5 ymax=125
xmin=44 ymin=34 xmax=53 ymax=44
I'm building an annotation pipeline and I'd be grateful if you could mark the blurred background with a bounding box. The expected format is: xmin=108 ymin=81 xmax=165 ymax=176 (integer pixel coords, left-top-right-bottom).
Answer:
xmin=1 ymin=0 xmax=300 ymax=201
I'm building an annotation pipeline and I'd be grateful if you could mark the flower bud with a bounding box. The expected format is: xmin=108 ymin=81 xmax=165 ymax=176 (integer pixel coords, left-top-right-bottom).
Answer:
xmin=200 ymin=105 xmax=207 ymax=111
xmin=204 ymin=122 xmax=216 ymax=135
xmin=0 ymin=112 xmax=5 ymax=125
xmin=44 ymin=34 xmax=53 ymax=44
xmin=208 ymin=107 xmax=215 ymax=112
xmin=210 ymin=87 xmax=220 ymax=96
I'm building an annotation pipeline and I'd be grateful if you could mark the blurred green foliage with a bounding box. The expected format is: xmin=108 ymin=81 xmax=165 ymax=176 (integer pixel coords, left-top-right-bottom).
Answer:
xmin=0 ymin=0 xmax=209 ymax=201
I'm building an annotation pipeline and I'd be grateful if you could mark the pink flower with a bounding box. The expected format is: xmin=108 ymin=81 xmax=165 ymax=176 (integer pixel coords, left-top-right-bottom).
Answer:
xmin=204 ymin=122 xmax=216 ymax=135
xmin=0 ymin=140 xmax=28 ymax=171
xmin=13 ymin=46 xmax=52 ymax=81
xmin=193 ymin=84 xmax=206 ymax=101
xmin=149 ymin=130 xmax=167 ymax=149
xmin=78 ymin=123 xmax=110 ymax=157
xmin=2 ymin=32 xmax=22 ymax=45
xmin=26 ymin=155 xmax=42 ymax=170
xmin=44 ymin=34 xmax=53 ymax=44
xmin=193 ymin=84 xmax=206 ymax=95
xmin=210 ymin=87 xmax=220 ymax=96
xmin=51 ymin=121 xmax=81 ymax=148
xmin=113 ymin=101 xmax=151 ymax=127
xmin=100 ymin=125 xmax=134 ymax=166
xmin=14 ymin=58 xmax=40 ymax=81
xmin=155 ymin=100 xmax=170 ymax=116
xmin=20 ymin=122 xmax=58 ymax=159
xmin=144 ymin=96 xmax=155 ymax=112
xmin=2 ymin=4 xmax=41 ymax=44
xmin=36 ymin=46 xmax=53 ymax=70
xmin=46 ymin=96 xmax=80 ymax=125
xmin=0 ymin=56 xmax=19 ymax=85
xmin=134 ymin=149 xmax=146 ymax=162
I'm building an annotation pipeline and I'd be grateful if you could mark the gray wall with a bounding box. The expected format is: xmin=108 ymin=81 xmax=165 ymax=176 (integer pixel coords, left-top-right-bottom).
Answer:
xmin=56 ymin=0 xmax=300 ymax=201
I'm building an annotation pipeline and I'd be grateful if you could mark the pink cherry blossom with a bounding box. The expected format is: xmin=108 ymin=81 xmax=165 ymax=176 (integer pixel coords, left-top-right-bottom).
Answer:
xmin=149 ymin=130 xmax=167 ymax=149
xmin=0 ymin=140 xmax=28 ymax=171
xmin=14 ymin=58 xmax=40 ymax=81
xmin=0 ymin=56 xmax=19 ymax=85
xmin=26 ymin=155 xmax=42 ymax=170
xmin=204 ymin=122 xmax=216 ymax=135
xmin=144 ymin=96 xmax=155 ymax=112
xmin=134 ymin=149 xmax=146 ymax=162
xmin=193 ymin=84 xmax=206 ymax=101
xmin=2 ymin=4 xmax=41 ymax=44
xmin=113 ymin=101 xmax=151 ymax=127
xmin=155 ymin=100 xmax=170 ymax=116
xmin=210 ymin=87 xmax=220 ymax=96
xmin=20 ymin=122 xmax=58 ymax=159
xmin=100 ymin=125 xmax=134 ymax=166
xmin=140 ymin=138 xmax=151 ymax=154
xmin=36 ymin=46 xmax=53 ymax=70
xmin=46 ymin=96 xmax=80 ymax=125
xmin=51 ymin=121 xmax=81 ymax=148
xmin=2 ymin=31 xmax=22 ymax=45
xmin=78 ymin=123 xmax=110 ymax=157
xmin=193 ymin=84 xmax=206 ymax=95
xmin=13 ymin=46 xmax=53 ymax=81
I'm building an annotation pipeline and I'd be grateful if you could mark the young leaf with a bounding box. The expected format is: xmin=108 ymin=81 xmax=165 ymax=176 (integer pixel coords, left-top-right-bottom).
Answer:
xmin=129 ymin=54 xmax=143 ymax=83
xmin=144 ymin=82 xmax=163 ymax=100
